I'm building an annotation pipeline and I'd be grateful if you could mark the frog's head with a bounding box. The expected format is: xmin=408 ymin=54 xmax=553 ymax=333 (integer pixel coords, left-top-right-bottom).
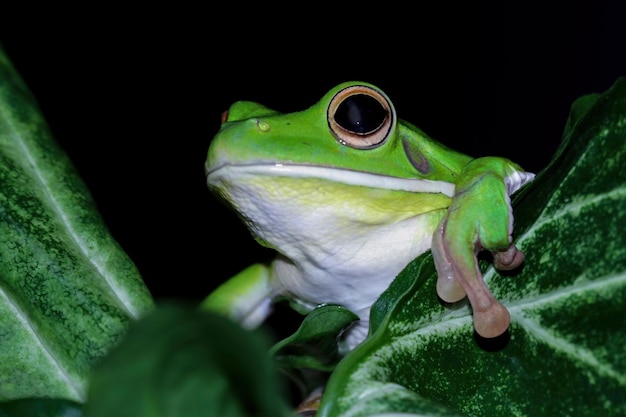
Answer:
xmin=205 ymin=81 xmax=472 ymax=195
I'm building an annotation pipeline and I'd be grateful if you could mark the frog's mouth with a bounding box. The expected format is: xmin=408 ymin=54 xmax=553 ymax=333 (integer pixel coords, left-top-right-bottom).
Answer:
xmin=205 ymin=162 xmax=456 ymax=197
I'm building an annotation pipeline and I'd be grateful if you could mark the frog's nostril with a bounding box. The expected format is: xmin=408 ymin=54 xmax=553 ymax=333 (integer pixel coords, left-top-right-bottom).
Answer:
xmin=221 ymin=110 xmax=229 ymax=124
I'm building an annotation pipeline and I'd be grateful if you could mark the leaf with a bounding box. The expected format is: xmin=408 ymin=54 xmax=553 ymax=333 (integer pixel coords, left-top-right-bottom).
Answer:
xmin=270 ymin=304 xmax=359 ymax=372
xmin=0 ymin=398 xmax=82 ymax=417
xmin=318 ymin=77 xmax=626 ymax=417
xmin=270 ymin=305 xmax=359 ymax=400
xmin=82 ymin=304 xmax=292 ymax=417
xmin=0 ymin=46 xmax=154 ymax=402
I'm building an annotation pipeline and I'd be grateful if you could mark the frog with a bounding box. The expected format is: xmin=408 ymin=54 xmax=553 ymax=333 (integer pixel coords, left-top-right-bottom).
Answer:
xmin=202 ymin=81 xmax=534 ymax=351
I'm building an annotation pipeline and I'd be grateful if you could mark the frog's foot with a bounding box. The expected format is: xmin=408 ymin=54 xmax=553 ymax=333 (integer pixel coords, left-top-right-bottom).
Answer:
xmin=432 ymin=221 xmax=512 ymax=338
xmin=430 ymin=157 xmax=534 ymax=338
xmin=199 ymin=263 xmax=273 ymax=329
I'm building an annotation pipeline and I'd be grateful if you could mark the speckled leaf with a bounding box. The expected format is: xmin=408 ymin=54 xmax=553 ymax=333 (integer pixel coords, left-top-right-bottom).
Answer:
xmin=319 ymin=77 xmax=626 ymax=417
xmin=0 ymin=47 xmax=154 ymax=402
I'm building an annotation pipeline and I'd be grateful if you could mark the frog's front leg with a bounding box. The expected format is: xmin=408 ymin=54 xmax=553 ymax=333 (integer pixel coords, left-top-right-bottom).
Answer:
xmin=200 ymin=263 xmax=273 ymax=328
xmin=431 ymin=157 xmax=534 ymax=338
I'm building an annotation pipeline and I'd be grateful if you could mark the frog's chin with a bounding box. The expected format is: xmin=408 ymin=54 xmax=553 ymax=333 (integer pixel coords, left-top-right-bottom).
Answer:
xmin=206 ymin=163 xmax=455 ymax=197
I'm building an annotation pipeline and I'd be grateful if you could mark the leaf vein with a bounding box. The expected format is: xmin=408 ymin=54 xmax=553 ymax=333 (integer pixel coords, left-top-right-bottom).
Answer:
xmin=507 ymin=271 xmax=626 ymax=311
xmin=512 ymin=312 xmax=626 ymax=387
xmin=518 ymin=183 xmax=626 ymax=246
xmin=0 ymin=282 xmax=83 ymax=399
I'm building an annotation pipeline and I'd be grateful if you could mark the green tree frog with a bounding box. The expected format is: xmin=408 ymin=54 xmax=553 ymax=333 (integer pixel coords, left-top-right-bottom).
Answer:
xmin=203 ymin=81 xmax=534 ymax=351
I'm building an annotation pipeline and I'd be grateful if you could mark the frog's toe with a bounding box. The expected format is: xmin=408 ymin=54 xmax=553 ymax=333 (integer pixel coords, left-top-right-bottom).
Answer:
xmin=473 ymin=299 xmax=510 ymax=338
xmin=436 ymin=274 xmax=467 ymax=303
xmin=432 ymin=222 xmax=467 ymax=303
xmin=462 ymin=275 xmax=511 ymax=338
xmin=492 ymin=244 xmax=525 ymax=270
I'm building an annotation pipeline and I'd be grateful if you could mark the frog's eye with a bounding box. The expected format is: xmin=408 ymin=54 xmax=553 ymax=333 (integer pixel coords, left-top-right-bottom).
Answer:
xmin=328 ymin=85 xmax=394 ymax=149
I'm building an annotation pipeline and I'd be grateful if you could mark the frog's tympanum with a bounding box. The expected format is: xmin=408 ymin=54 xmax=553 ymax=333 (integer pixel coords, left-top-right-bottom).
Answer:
xmin=203 ymin=82 xmax=534 ymax=351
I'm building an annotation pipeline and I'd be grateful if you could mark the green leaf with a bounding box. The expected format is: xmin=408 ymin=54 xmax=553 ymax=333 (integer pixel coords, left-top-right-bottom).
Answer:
xmin=319 ymin=77 xmax=626 ymax=417
xmin=82 ymin=304 xmax=292 ymax=417
xmin=0 ymin=46 xmax=154 ymax=402
xmin=270 ymin=304 xmax=359 ymax=372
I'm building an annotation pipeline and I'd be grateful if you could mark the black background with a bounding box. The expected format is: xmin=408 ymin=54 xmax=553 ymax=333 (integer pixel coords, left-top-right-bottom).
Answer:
xmin=0 ymin=2 xmax=624 ymax=303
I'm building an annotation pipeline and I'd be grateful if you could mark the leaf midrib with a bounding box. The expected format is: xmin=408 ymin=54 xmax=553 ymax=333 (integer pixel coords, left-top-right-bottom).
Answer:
xmin=0 ymin=97 xmax=141 ymax=320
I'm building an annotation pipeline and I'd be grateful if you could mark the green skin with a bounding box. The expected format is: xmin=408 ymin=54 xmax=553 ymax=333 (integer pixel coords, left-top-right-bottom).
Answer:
xmin=203 ymin=81 xmax=534 ymax=350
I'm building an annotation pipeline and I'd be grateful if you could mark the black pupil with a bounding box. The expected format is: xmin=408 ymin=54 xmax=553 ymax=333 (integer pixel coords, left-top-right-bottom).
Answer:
xmin=334 ymin=94 xmax=387 ymax=134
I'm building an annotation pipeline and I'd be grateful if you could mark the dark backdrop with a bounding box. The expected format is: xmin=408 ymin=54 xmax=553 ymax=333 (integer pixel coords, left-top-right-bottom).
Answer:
xmin=0 ymin=2 xmax=624 ymax=302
